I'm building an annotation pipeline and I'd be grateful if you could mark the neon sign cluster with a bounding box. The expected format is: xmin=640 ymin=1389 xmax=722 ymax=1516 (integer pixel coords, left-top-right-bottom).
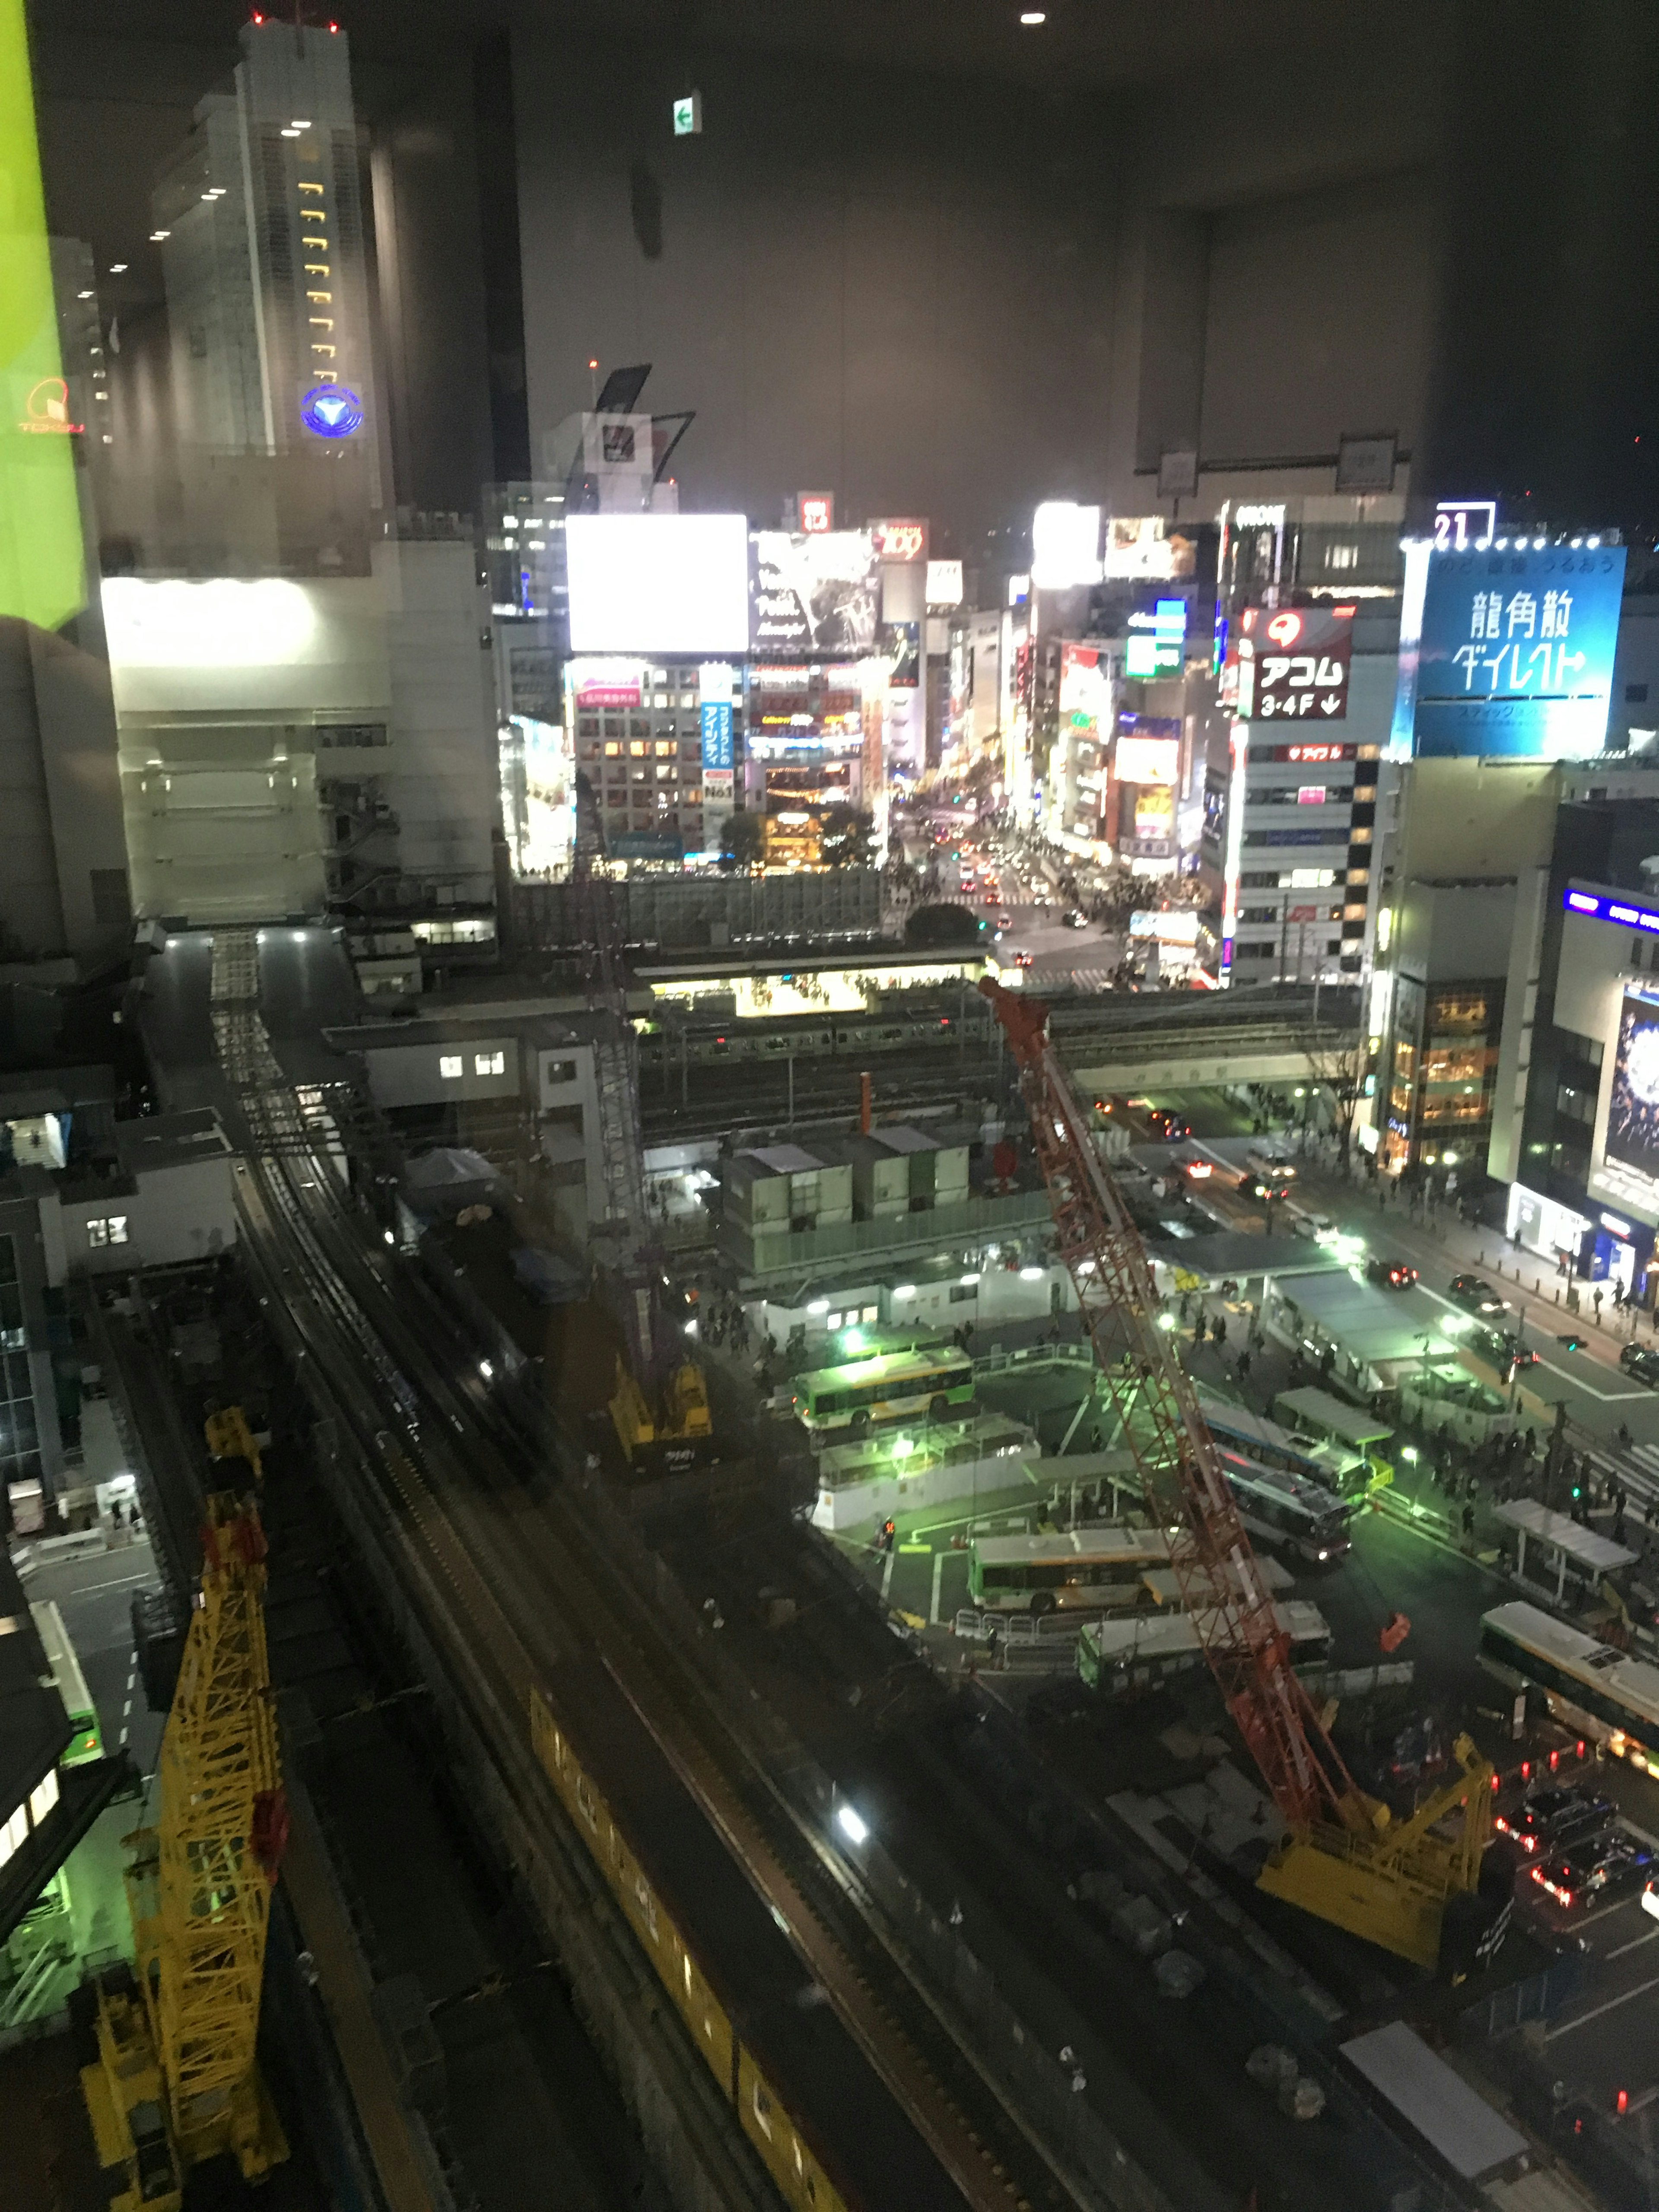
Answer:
xmin=1564 ymin=886 xmax=1659 ymax=934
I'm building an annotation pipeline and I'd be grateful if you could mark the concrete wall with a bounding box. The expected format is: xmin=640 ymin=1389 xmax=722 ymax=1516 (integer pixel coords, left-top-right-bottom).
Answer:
xmin=0 ymin=625 xmax=66 ymax=959
xmin=378 ymin=542 xmax=498 ymax=906
xmin=1198 ymin=172 xmax=1437 ymax=465
xmin=54 ymin=1155 xmax=237 ymax=1279
xmin=361 ymin=1034 xmax=521 ymax=1109
xmin=102 ymin=556 xmax=494 ymax=922
xmin=510 ymin=25 xmax=1118 ymax=552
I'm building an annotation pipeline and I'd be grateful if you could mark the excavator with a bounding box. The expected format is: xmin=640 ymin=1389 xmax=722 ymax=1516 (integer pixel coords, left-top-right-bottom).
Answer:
xmin=79 ymin=1491 xmax=288 ymax=2209
xmin=571 ymin=772 xmax=712 ymax=1466
xmin=982 ymin=977 xmax=1501 ymax=1973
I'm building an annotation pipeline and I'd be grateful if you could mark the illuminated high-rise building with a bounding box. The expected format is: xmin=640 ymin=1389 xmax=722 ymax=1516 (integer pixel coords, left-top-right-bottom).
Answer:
xmin=150 ymin=17 xmax=374 ymax=473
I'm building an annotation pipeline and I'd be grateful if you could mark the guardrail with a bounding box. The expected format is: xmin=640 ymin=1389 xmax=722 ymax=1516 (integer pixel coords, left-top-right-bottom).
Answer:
xmin=973 ymin=1341 xmax=1095 ymax=1379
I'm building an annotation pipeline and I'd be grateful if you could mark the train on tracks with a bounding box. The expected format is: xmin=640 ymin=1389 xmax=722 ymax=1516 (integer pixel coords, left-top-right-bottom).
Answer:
xmin=635 ymin=986 xmax=995 ymax=1071
xmin=530 ymin=1666 xmax=956 ymax=2212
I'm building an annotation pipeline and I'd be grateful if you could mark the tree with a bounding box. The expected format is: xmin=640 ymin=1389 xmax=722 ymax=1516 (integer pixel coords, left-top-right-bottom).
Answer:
xmin=905 ymin=903 xmax=985 ymax=950
xmin=718 ymin=811 xmax=764 ymax=872
xmin=818 ymin=804 xmax=876 ymax=870
xmin=1302 ymin=1019 xmax=1368 ymax=1165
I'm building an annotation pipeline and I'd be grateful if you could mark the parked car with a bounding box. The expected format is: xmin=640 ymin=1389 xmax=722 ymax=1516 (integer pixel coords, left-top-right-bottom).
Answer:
xmin=1532 ymin=1834 xmax=1656 ymax=1910
xmin=1495 ymin=1786 xmax=1617 ymax=1858
xmin=1448 ymin=1273 xmax=1510 ymax=1318
xmin=1621 ymin=1342 xmax=1659 ymax=1387
xmin=1365 ymin=1257 xmax=1418 ymax=1290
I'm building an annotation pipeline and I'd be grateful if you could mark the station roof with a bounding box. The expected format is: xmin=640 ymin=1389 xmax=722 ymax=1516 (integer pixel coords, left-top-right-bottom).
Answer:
xmin=1339 ymin=2022 xmax=1526 ymax=2182
xmin=1146 ymin=1230 xmax=1350 ymax=1282
xmin=114 ymin=1108 xmax=229 ymax=1176
xmin=1267 ymin=1268 xmax=1472 ymax=1370
xmin=1493 ymin=1499 xmax=1637 ymax=1574
xmin=1021 ymin=1449 xmax=1140 ymax=1488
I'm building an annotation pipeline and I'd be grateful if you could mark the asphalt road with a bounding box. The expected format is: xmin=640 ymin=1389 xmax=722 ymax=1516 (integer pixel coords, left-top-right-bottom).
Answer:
xmin=24 ymin=1541 xmax=166 ymax=1777
xmin=1180 ymin=1141 xmax=1659 ymax=1447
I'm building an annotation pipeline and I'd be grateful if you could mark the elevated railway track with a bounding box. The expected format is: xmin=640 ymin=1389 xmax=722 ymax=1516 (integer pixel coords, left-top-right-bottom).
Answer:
xmin=207 ymin=930 xmax=1101 ymax=2212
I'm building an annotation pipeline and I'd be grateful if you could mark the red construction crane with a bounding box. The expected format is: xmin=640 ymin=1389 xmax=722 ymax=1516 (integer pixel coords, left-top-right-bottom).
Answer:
xmin=570 ymin=772 xmax=711 ymax=1464
xmin=981 ymin=977 xmax=1495 ymax=1970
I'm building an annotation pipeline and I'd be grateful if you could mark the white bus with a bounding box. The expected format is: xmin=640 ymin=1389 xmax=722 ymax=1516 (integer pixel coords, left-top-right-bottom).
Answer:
xmin=1217 ymin=1451 xmax=1354 ymax=1566
xmin=1271 ymin=1385 xmax=1395 ymax=1485
xmin=1479 ymin=1600 xmax=1659 ymax=1767
xmin=1198 ymin=1392 xmax=1374 ymax=1497
xmin=793 ymin=1344 xmax=975 ymax=1438
xmin=969 ymin=1527 xmax=1170 ymax=1616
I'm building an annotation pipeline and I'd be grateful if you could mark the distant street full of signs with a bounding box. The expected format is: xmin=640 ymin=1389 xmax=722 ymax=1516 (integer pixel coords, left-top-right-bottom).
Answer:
xmin=1235 ymin=601 xmax=1355 ymax=721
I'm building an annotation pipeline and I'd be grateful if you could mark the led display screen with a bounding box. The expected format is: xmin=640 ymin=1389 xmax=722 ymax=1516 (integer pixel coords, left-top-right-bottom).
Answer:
xmin=1116 ymin=736 xmax=1180 ymax=785
xmin=565 ymin=514 xmax=750 ymax=655
xmin=1103 ymin=517 xmax=1198 ymax=580
xmin=1414 ymin=543 xmax=1627 ymax=757
xmin=0 ymin=0 xmax=85 ymax=628
xmin=1605 ymin=991 xmax=1659 ymax=1182
xmin=750 ymin=530 xmax=879 ymax=654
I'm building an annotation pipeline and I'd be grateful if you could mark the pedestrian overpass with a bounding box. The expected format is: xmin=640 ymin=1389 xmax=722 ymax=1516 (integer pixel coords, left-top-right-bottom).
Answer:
xmin=1047 ymin=982 xmax=1359 ymax=1096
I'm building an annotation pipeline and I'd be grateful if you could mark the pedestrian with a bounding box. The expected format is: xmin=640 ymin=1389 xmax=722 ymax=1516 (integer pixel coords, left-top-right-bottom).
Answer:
xmin=1193 ymin=1312 xmax=1207 ymax=1345
xmin=1615 ymin=1511 xmax=1628 ymax=1547
xmin=1462 ymin=1502 xmax=1475 ymax=1539
xmin=1595 ymin=1286 xmax=1605 ymax=1326
xmin=1237 ymin=1348 xmax=1252 ymax=1383
xmin=1213 ymin=1315 xmax=1228 ymax=1349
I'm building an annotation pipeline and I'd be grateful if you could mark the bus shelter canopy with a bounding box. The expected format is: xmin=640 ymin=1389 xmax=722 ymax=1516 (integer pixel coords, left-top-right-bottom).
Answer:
xmin=1020 ymin=1449 xmax=1140 ymax=1492
xmin=1494 ymin=1498 xmax=1637 ymax=1580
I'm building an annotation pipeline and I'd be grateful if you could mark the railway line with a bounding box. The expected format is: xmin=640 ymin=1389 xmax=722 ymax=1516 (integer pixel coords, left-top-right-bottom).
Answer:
xmin=207 ymin=931 xmax=1091 ymax=2212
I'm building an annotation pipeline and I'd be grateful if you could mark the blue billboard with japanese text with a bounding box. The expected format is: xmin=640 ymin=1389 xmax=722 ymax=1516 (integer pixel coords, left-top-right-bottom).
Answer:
xmin=1413 ymin=543 xmax=1626 ymax=757
xmin=699 ymin=699 xmax=734 ymax=771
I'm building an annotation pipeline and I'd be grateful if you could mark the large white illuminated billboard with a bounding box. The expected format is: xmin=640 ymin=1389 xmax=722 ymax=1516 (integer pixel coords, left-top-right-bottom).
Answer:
xmin=1030 ymin=502 xmax=1102 ymax=589
xmin=565 ymin=514 xmax=750 ymax=655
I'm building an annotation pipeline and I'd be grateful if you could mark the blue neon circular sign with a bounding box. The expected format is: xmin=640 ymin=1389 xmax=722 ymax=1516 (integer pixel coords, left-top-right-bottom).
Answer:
xmin=300 ymin=383 xmax=363 ymax=438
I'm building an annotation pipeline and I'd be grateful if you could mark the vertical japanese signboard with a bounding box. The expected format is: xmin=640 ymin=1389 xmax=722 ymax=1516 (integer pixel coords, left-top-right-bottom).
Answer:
xmin=1236 ymin=603 xmax=1354 ymax=721
xmin=1413 ymin=543 xmax=1627 ymax=757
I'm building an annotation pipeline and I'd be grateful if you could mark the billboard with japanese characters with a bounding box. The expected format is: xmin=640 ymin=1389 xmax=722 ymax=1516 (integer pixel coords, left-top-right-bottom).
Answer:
xmin=1235 ymin=602 xmax=1353 ymax=722
xmin=1414 ymin=544 xmax=1626 ymax=757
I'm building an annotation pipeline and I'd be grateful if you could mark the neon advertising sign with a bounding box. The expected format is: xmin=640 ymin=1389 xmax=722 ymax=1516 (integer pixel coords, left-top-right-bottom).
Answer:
xmin=300 ymin=382 xmax=363 ymax=438
xmin=872 ymin=519 xmax=928 ymax=563
xmin=19 ymin=377 xmax=82 ymax=435
xmin=1563 ymin=886 xmax=1659 ymax=935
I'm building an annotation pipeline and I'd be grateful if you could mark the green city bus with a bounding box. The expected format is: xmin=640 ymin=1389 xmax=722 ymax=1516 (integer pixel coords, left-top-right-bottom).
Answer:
xmin=32 ymin=1599 xmax=103 ymax=1765
xmin=793 ymin=1345 xmax=976 ymax=1437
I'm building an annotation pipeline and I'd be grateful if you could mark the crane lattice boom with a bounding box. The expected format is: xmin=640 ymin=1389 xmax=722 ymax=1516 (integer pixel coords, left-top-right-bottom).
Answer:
xmin=132 ymin=1494 xmax=287 ymax=2157
xmin=981 ymin=978 xmax=1359 ymax=1832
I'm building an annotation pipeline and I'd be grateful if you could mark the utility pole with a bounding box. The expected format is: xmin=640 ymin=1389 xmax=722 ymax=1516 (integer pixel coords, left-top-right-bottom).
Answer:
xmin=1543 ymin=1400 xmax=1569 ymax=1510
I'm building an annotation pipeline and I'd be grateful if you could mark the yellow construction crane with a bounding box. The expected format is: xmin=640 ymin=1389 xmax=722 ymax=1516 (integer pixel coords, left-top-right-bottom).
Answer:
xmin=205 ymin=1402 xmax=264 ymax=1486
xmin=81 ymin=1492 xmax=289 ymax=2209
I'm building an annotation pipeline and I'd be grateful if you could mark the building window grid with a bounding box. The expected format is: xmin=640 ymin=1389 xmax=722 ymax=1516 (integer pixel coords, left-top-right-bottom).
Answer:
xmin=0 ymin=1239 xmax=39 ymax=1491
